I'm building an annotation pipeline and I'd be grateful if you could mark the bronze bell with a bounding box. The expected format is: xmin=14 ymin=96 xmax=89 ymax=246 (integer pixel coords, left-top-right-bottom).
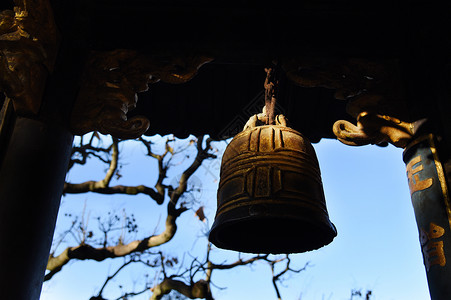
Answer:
xmin=209 ymin=114 xmax=337 ymax=254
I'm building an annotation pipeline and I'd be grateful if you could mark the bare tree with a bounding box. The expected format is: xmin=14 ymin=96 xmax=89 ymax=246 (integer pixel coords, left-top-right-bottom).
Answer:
xmin=350 ymin=289 xmax=373 ymax=300
xmin=45 ymin=133 xmax=308 ymax=299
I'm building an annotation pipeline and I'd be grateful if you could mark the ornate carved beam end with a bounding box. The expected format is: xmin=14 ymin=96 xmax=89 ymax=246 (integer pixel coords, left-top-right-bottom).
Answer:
xmin=333 ymin=112 xmax=425 ymax=148
xmin=70 ymin=80 xmax=152 ymax=139
xmin=151 ymin=55 xmax=213 ymax=84
xmin=69 ymin=51 xmax=213 ymax=139
xmin=0 ymin=0 xmax=59 ymax=116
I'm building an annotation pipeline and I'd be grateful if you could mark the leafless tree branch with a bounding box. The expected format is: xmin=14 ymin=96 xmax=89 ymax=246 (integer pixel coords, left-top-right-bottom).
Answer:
xmin=46 ymin=136 xmax=215 ymax=281
xmin=267 ymin=256 xmax=310 ymax=300
xmin=64 ymin=138 xmax=166 ymax=204
xmin=150 ymin=279 xmax=213 ymax=300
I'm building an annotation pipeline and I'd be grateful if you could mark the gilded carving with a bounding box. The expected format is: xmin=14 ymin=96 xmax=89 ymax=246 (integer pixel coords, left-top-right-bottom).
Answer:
xmin=70 ymin=49 xmax=212 ymax=139
xmin=332 ymin=111 xmax=421 ymax=148
xmin=406 ymin=155 xmax=433 ymax=195
xmin=420 ymin=222 xmax=446 ymax=271
xmin=283 ymin=58 xmax=415 ymax=148
xmin=0 ymin=0 xmax=59 ymax=115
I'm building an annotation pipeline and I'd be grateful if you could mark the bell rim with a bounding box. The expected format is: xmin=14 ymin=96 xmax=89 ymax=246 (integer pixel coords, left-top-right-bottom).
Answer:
xmin=208 ymin=209 xmax=337 ymax=254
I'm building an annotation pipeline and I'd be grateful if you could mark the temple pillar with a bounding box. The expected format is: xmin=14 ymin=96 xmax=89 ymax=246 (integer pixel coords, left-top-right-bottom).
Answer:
xmin=397 ymin=57 xmax=451 ymax=299
xmin=0 ymin=114 xmax=73 ymax=300
xmin=326 ymin=56 xmax=451 ymax=298
xmin=410 ymin=63 xmax=451 ymax=300
xmin=0 ymin=0 xmax=73 ymax=298
xmin=403 ymin=134 xmax=451 ymax=300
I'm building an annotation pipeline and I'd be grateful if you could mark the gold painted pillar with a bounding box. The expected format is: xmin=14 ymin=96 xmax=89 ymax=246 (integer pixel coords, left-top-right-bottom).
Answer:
xmin=403 ymin=135 xmax=451 ymax=300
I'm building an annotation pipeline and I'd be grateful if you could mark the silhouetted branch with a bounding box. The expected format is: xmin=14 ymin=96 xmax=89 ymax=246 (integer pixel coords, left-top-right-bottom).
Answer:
xmin=97 ymin=259 xmax=135 ymax=297
xmin=146 ymin=244 xmax=307 ymax=300
xmin=208 ymin=255 xmax=269 ymax=270
xmin=47 ymin=135 xmax=215 ymax=281
xmin=63 ymin=182 xmax=165 ymax=204
xmin=64 ymin=137 xmax=167 ymax=203
xmin=267 ymin=256 xmax=310 ymax=300
xmin=68 ymin=132 xmax=112 ymax=170
xmin=150 ymin=279 xmax=212 ymax=300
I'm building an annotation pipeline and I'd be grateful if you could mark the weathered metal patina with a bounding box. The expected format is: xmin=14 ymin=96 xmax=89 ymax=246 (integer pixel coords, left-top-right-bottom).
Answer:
xmin=209 ymin=114 xmax=337 ymax=254
xmin=403 ymin=135 xmax=451 ymax=300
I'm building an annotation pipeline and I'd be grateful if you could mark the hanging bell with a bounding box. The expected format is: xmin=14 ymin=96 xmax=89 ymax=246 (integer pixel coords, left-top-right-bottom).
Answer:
xmin=209 ymin=113 xmax=337 ymax=254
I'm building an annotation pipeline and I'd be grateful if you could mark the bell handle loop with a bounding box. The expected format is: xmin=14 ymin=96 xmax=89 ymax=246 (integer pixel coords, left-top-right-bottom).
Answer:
xmin=242 ymin=112 xmax=287 ymax=131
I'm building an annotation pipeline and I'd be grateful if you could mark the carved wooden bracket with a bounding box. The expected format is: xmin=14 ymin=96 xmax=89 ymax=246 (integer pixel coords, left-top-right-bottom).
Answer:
xmin=332 ymin=111 xmax=426 ymax=148
xmin=0 ymin=0 xmax=59 ymax=116
xmin=282 ymin=57 xmax=415 ymax=147
xmin=282 ymin=57 xmax=407 ymax=118
xmin=70 ymin=49 xmax=212 ymax=139
xmin=283 ymin=58 xmax=391 ymax=99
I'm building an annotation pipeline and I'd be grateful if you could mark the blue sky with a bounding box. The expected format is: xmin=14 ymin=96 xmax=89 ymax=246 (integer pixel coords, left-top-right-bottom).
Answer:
xmin=41 ymin=136 xmax=430 ymax=300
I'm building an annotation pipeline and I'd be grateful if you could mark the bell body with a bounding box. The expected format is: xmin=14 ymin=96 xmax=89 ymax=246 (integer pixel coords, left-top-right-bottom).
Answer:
xmin=209 ymin=125 xmax=337 ymax=254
